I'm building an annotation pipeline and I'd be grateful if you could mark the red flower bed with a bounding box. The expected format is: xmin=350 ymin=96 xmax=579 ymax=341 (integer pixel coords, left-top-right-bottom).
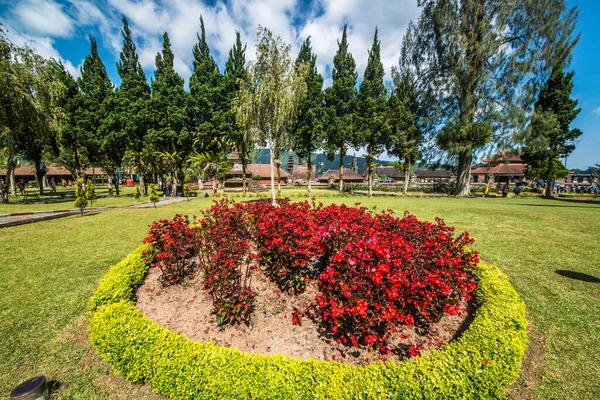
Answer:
xmin=143 ymin=200 xmax=479 ymax=354
xmin=143 ymin=214 xmax=196 ymax=286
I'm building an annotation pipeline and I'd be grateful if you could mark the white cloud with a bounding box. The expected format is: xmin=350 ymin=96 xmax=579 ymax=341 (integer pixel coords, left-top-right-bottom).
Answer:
xmin=592 ymin=106 xmax=600 ymax=118
xmin=13 ymin=0 xmax=75 ymax=38
xmin=3 ymin=0 xmax=421 ymax=88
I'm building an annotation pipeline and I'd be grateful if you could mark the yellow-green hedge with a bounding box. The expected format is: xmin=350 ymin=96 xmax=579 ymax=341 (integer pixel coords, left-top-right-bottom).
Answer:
xmin=88 ymin=245 xmax=528 ymax=399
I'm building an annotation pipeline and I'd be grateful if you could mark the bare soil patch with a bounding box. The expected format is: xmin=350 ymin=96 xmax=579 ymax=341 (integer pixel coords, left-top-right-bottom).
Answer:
xmin=136 ymin=267 xmax=472 ymax=365
xmin=508 ymin=322 xmax=546 ymax=400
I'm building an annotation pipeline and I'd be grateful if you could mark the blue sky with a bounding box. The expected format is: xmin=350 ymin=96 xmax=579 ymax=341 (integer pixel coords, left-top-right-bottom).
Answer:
xmin=0 ymin=0 xmax=598 ymax=169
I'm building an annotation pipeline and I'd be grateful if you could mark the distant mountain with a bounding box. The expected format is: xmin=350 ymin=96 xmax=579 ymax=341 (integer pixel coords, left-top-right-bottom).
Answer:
xmin=251 ymin=149 xmax=393 ymax=175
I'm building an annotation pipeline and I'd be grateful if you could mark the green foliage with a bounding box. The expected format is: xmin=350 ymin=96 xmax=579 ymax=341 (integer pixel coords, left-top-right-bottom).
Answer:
xmin=183 ymin=183 xmax=190 ymax=198
xmin=149 ymin=33 xmax=190 ymax=194
xmin=522 ymin=69 xmax=582 ymax=194
xmin=324 ymin=24 xmax=358 ymax=193
xmin=406 ymin=0 xmax=580 ymax=195
xmin=524 ymin=157 xmax=569 ymax=181
xmin=291 ymin=37 xmax=324 ymax=192
xmin=189 ymin=16 xmax=224 ymax=156
xmin=116 ymin=16 xmax=152 ymax=196
xmin=89 ymin=244 xmax=527 ymax=399
xmin=357 ymin=28 xmax=390 ymax=194
xmin=85 ymin=179 xmax=96 ymax=206
xmin=235 ymin=26 xmax=307 ymax=204
xmin=87 ymin=244 xmax=152 ymax=314
xmin=148 ymin=184 xmax=159 ymax=207
xmin=73 ymin=178 xmax=88 ymax=214
xmin=134 ymin=186 xmax=141 ymax=201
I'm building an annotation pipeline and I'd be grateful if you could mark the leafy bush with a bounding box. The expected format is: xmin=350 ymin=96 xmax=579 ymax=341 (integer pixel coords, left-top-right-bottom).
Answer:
xmin=89 ymin=249 xmax=528 ymax=399
xmin=196 ymin=199 xmax=256 ymax=325
xmin=148 ymin=184 xmax=159 ymax=207
xmin=143 ymin=214 xmax=197 ymax=286
xmin=73 ymin=178 xmax=87 ymax=214
xmin=313 ymin=205 xmax=478 ymax=353
xmin=247 ymin=200 xmax=319 ymax=294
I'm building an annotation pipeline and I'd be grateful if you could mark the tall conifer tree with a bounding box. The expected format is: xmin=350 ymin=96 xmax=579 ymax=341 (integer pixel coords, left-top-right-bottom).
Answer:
xmin=189 ymin=16 xmax=223 ymax=153
xmin=324 ymin=24 xmax=358 ymax=194
xmin=522 ymin=69 xmax=582 ymax=197
xmin=223 ymin=31 xmax=252 ymax=193
xmin=292 ymin=37 xmax=323 ymax=196
xmin=149 ymin=33 xmax=189 ymax=196
xmin=77 ymin=37 xmax=117 ymax=192
xmin=117 ymin=15 xmax=152 ymax=195
xmin=357 ymin=28 xmax=389 ymax=196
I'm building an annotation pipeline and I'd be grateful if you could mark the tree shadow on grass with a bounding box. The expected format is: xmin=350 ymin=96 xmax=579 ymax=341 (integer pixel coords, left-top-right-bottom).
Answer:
xmin=555 ymin=270 xmax=600 ymax=283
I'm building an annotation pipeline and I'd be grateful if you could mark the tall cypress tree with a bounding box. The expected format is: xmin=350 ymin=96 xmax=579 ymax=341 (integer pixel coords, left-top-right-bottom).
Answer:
xmin=522 ymin=68 xmax=582 ymax=197
xmin=357 ymin=28 xmax=389 ymax=196
xmin=51 ymin=61 xmax=87 ymax=180
xmin=223 ymin=31 xmax=252 ymax=193
xmin=324 ymin=24 xmax=358 ymax=194
xmin=292 ymin=37 xmax=323 ymax=196
xmin=189 ymin=16 xmax=223 ymax=153
xmin=117 ymin=15 xmax=152 ymax=195
xmin=77 ymin=37 xmax=113 ymax=170
xmin=149 ymin=33 xmax=189 ymax=196
xmin=77 ymin=37 xmax=118 ymax=192
xmin=388 ymin=66 xmax=423 ymax=196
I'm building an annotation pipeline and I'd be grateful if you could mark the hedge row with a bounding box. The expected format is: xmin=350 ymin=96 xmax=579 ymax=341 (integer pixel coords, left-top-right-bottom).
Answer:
xmin=88 ymin=245 xmax=528 ymax=399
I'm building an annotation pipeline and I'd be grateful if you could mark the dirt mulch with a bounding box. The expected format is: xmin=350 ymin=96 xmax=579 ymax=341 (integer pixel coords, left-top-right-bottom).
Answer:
xmin=136 ymin=267 xmax=472 ymax=366
xmin=508 ymin=322 xmax=546 ymax=399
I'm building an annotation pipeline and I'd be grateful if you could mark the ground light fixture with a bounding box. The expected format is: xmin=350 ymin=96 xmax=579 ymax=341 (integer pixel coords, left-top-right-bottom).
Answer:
xmin=10 ymin=376 xmax=47 ymax=400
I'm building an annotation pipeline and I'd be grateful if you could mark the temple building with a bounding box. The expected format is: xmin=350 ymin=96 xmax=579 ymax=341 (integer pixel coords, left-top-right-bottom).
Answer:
xmin=471 ymin=151 xmax=526 ymax=183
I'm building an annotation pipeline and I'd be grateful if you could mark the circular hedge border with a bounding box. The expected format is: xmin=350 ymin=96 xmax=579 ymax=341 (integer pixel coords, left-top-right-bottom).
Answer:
xmin=88 ymin=244 xmax=527 ymax=399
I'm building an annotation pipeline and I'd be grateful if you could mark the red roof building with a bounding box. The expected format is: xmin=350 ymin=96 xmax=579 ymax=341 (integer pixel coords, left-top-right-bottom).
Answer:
xmin=471 ymin=151 xmax=526 ymax=183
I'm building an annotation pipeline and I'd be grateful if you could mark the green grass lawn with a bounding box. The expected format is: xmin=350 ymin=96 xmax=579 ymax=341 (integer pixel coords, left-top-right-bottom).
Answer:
xmin=0 ymin=192 xmax=598 ymax=399
xmin=0 ymin=186 xmax=150 ymax=213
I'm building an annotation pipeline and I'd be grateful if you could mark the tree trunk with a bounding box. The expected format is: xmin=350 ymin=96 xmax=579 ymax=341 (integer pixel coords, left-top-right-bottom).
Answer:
xmin=306 ymin=155 xmax=312 ymax=197
xmin=367 ymin=154 xmax=373 ymax=197
xmin=241 ymin=143 xmax=248 ymax=195
xmin=114 ymin=177 xmax=120 ymax=196
xmin=171 ymin=168 xmax=177 ymax=197
xmin=139 ymin=174 xmax=146 ymax=196
xmin=453 ymin=149 xmax=473 ymax=196
xmin=338 ymin=148 xmax=344 ymax=194
xmin=35 ymin=160 xmax=45 ymax=196
xmin=545 ymin=155 xmax=553 ymax=198
xmin=9 ymin=167 xmax=16 ymax=197
xmin=107 ymin=179 xmax=113 ymax=196
xmin=269 ymin=139 xmax=276 ymax=206
xmin=403 ymin=159 xmax=411 ymax=196
xmin=276 ymin=161 xmax=281 ymax=197
xmin=197 ymin=175 xmax=204 ymax=190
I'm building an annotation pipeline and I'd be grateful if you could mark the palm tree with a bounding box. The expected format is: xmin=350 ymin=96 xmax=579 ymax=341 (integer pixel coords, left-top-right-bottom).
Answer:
xmin=158 ymin=151 xmax=182 ymax=197
xmin=188 ymin=152 xmax=228 ymax=196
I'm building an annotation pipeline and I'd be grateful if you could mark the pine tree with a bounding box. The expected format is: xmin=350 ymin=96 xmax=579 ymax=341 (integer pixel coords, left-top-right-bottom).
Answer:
xmin=406 ymin=0 xmax=580 ymax=196
xmin=357 ymin=28 xmax=389 ymax=196
xmin=224 ymin=31 xmax=252 ymax=194
xmin=149 ymin=33 xmax=190 ymax=197
xmin=77 ymin=37 xmax=118 ymax=193
xmin=117 ymin=16 xmax=152 ymax=196
xmin=292 ymin=37 xmax=324 ymax=196
xmin=522 ymin=69 xmax=582 ymax=197
xmin=189 ymin=16 xmax=224 ymax=154
xmin=148 ymin=183 xmax=159 ymax=207
xmin=50 ymin=61 xmax=88 ymax=181
xmin=324 ymin=24 xmax=358 ymax=194
xmin=388 ymin=44 xmax=424 ymax=196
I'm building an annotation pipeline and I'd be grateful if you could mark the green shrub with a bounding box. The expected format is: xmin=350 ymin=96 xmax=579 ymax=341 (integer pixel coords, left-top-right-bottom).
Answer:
xmin=88 ymin=247 xmax=527 ymax=399
xmin=87 ymin=244 xmax=153 ymax=314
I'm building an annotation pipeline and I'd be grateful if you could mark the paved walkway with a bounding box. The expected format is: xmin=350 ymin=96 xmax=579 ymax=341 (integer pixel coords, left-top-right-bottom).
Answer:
xmin=0 ymin=197 xmax=194 ymax=229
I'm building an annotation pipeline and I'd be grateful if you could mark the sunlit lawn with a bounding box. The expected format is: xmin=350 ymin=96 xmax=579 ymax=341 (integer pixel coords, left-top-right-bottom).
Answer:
xmin=0 ymin=191 xmax=598 ymax=399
